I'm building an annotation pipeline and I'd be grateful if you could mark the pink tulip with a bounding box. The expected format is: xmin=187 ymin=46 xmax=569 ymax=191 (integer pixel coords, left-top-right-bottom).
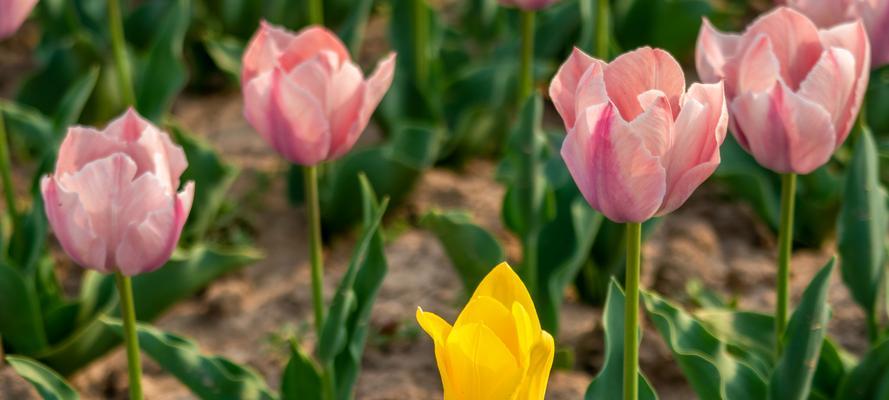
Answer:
xmin=0 ymin=0 xmax=38 ymax=39
xmin=241 ymin=22 xmax=396 ymax=166
xmin=550 ymin=47 xmax=728 ymax=223
xmin=41 ymin=109 xmax=194 ymax=276
xmin=783 ymin=0 xmax=889 ymax=67
xmin=498 ymin=0 xmax=561 ymax=10
xmin=697 ymin=7 xmax=870 ymax=174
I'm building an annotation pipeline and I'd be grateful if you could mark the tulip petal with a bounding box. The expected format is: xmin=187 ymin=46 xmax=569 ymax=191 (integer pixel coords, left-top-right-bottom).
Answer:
xmin=453 ymin=296 xmax=522 ymax=362
xmin=54 ymin=126 xmax=127 ymax=177
xmin=515 ymin=331 xmax=555 ymax=400
xmin=0 ymin=0 xmax=37 ymax=39
xmin=604 ymin=47 xmax=685 ymax=120
xmin=741 ymin=7 xmax=823 ymax=89
xmin=730 ymin=82 xmax=835 ymax=174
xmin=243 ymin=68 xmax=330 ymax=165
xmin=737 ymin=35 xmax=782 ymax=93
xmin=818 ymin=20 xmax=871 ymax=142
xmin=562 ymin=102 xmax=667 ymax=222
xmin=470 ymin=263 xmax=541 ymax=335
xmin=660 ymin=82 xmax=727 ymax=215
xmin=549 ymin=47 xmax=605 ymax=130
xmin=798 ymin=47 xmax=857 ymax=140
xmin=116 ymin=181 xmax=194 ymax=276
xmin=278 ymin=26 xmax=351 ymax=73
xmin=445 ymin=322 xmax=523 ymax=400
xmin=417 ymin=307 xmax=456 ymax=398
xmin=329 ymin=53 xmax=396 ymax=160
xmin=695 ymin=18 xmax=742 ymax=86
xmin=41 ymin=176 xmax=108 ymax=272
xmin=103 ymin=108 xmax=188 ymax=191
xmin=786 ymin=0 xmax=856 ymax=27
xmin=241 ymin=21 xmax=297 ymax=82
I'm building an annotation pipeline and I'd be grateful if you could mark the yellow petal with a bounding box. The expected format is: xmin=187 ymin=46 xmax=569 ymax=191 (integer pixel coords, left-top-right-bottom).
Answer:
xmin=515 ymin=330 xmax=556 ymax=400
xmin=454 ymin=295 xmax=522 ymax=361
xmin=417 ymin=307 xmax=456 ymax=396
xmin=446 ymin=322 xmax=523 ymax=400
xmin=471 ymin=262 xmax=541 ymax=335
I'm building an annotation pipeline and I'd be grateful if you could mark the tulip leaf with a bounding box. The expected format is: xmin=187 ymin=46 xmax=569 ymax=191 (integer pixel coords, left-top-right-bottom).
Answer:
xmin=103 ymin=319 xmax=275 ymax=400
xmin=281 ymin=341 xmax=323 ymax=400
xmin=866 ymin=65 xmax=889 ymax=136
xmin=317 ymin=175 xmax=389 ymax=400
xmin=499 ymin=95 xmax=549 ymax=238
xmin=133 ymin=0 xmax=190 ymax=122
xmin=586 ymin=281 xmax=658 ymax=400
xmin=768 ymin=259 xmax=834 ymax=400
xmin=37 ymin=245 xmax=261 ymax=375
xmin=576 ymin=219 xmax=659 ymax=306
xmin=0 ymin=263 xmax=49 ymax=355
xmin=50 ymin=67 xmax=99 ymax=136
xmin=336 ymin=0 xmax=374 ymax=56
xmin=836 ymin=337 xmax=889 ymax=399
xmin=8 ymin=198 xmax=48 ymax=274
xmin=837 ymin=126 xmax=888 ymax=335
xmin=202 ymin=35 xmax=245 ymax=81
xmin=0 ymin=100 xmax=54 ymax=156
xmin=420 ymin=209 xmax=504 ymax=293
xmin=642 ymin=290 xmax=768 ymax=400
xmin=5 ymin=355 xmax=79 ymax=400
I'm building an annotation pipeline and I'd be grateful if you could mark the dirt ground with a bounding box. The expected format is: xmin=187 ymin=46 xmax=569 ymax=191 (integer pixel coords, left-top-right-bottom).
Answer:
xmin=0 ymin=90 xmax=870 ymax=400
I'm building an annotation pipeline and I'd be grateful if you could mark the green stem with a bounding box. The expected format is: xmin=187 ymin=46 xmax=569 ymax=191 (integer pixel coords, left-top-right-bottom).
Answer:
xmin=775 ymin=172 xmax=796 ymax=355
xmin=0 ymin=113 xmax=18 ymax=228
xmin=412 ymin=0 xmax=429 ymax=86
xmin=518 ymin=10 xmax=535 ymax=102
xmin=522 ymin=232 xmax=539 ymax=301
xmin=114 ymin=272 xmax=143 ymax=400
xmin=624 ymin=222 xmax=641 ymax=400
xmin=302 ymin=166 xmax=335 ymax=400
xmin=106 ymin=0 xmax=135 ymax=106
xmin=308 ymin=0 xmax=324 ymax=25
xmin=866 ymin=308 xmax=880 ymax=343
xmin=595 ymin=0 xmax=610 ymax=59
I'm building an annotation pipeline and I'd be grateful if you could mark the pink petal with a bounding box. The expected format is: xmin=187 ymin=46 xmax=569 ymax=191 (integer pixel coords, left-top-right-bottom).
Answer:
xmin=0 ymin=0 xmax=37 ymax=39
xmin=561 ymin=103 xmax=666 ymax=223
xmin=798 ymin=47 xmax=857 ymax=141
xmin=630 ymin=90 xmax=674 ymax=160
xmin=243 ymin=68 xmax=330 ymax=165
xmin=41 ymin=176 xmax=108 ymax=272
xmin=695 ymin=18 xmax=742 ymax=87
xmin=660 ymin=82 xmax=728 ymax=215
xmin=241 ymin=21 xmax=298 ymax=83
xmin=818 ymin=20 xmax=871 ymax=143
xmin=740 ymin=7 xmax=824 ymax=90
xmin=328 ymin=52 xmax=396 ymax=160
xmin=54 ymin=126 xmax=127 ymax=176
xmin=326 ymin=62 xmax=367 ymax=158
xmin=730 ymin=82 xmax=836 ymax=174
xmin=116 ymin=182 xmax=194 ymax=276
xmin=737 ymin=35 xmax=782 ymax=93
xmin=786 ymin=0 xmax=857 ymax=27
xmin=548 ymin=47 xmax=605 ymax=130
xmin=278 ymin=26 xmax=351 ymax=73
xmin=861 ymin=0 xmax=889 ymax=67
xmin=604 ymin=47 xmax=685 ymax=121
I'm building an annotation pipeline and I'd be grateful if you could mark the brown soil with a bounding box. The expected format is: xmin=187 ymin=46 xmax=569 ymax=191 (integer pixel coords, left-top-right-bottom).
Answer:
xmin=1 ymin=91 xmax=868 ymax=400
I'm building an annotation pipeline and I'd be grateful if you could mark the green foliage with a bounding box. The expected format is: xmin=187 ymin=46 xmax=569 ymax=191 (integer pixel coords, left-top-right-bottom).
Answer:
xmin=104 ymin=319 xmax=276 ymax=400
xmin=586 ymin=281 xmax=658 ymax=399
xmin=836 ymin=337 xmax=889 ymax=399
xmin=5 ymin=356 xmax=79 ymax=400
xmin=420 ymin=210 xmax=504 ymax=292
xmin=0 ymin=264 xmax=49 ymax=354
xmin=837 ymin=126 xmax=889 ymax=338
xmin=281 ymin=341 xmax=323 ymax=400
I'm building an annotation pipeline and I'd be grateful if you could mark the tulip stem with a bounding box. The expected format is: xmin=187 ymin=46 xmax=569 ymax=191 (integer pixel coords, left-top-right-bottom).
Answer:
xmin=595 ymin=0 xmax=610 ymax=59
xmin=303 ymin=166 xmax=326 ymax=336
xmin=518 ymin=10 xmax=535 ymax=102
xmin=624 ymin=222 xmax=641 ymax=400
xmin=412 ymin=0 xmax=429 ymax=86
xmin=0 ymin=113 xmax=18 ymax=227
xmin=114 ymin=272 xmax=143 ymax=400
xmin=775 ymin=172 xmax=796 ymax=355
xmin=106 ymin=0 xmax=135 ymax=106
xmin=307 ymin=0 xmax=323 ymax=25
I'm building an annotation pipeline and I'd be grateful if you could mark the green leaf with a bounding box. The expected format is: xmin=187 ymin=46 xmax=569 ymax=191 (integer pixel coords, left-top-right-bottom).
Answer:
xmin=586 ymin=281 xmax=658 ymax=399
xmin=336 ymin=0 xmax=374 ymax=55
xmin=133 ymin=0 xmax=191 ymax=121
xmin=499 ymin=95 xmax=548 ymax=238
xmin=202 ymin=35 xmax=245 ymax=81
xmin=837 ymin=126 xmax=888 ymax=326
xmin=50 ymin=68 xmax=99 ymax=135
xmin=37 ymin=245 xmax=261 ymax=375
xmin=281 ymin=341 xmax=323 ymax=400
xmin=5 ymin=355 xmax=79 ymax=400
xmin=8 ymin=198 xmax=48 ymax=273
xmin=420 ymin=209 xmax=504 ymax=292
xmin=0 ymin=264 xmax=49 ymax=355
xmin=0 ymin=100 xmax=54 ymax=156
xmin=866 ymin=65 xmax=889 ymax=135
xmin=317 ymin=175 xmax=390 ymax=400
xmin=643 ymin=290 xmax=768 ymax=400
xmin=768 ymin=259 xmax=834 ymax=400
xmin=103 ymin=319 xmax=275 ymax=400
xmin=836 ymin=337 xmax=889 ymax=399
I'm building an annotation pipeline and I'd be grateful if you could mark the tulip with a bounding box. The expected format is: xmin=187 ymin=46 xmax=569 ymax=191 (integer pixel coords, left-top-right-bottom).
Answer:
xmin=417 ymin=262 xmax=555 ymax=400
xmin=241 ymin=22 xmax=396 ymax=166
xmin=696 ymin=7 xmax=870 ymax=174
xmin=498 ymin=0 xmax=561 ymax=10
xmin=782 ymin=0 xmax=889 ymax=67
xmin=550 ymin=47 xmax=728 ymax=223
xmin=0 ymin=0 xmax=37 ymax=39
xmin=41 ymin=108 xmax=194 ymax=276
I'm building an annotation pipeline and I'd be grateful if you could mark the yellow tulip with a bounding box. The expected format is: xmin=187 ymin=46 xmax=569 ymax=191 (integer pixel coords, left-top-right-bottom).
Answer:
xmin=416 ymin=262 xmax=555 ymax=400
